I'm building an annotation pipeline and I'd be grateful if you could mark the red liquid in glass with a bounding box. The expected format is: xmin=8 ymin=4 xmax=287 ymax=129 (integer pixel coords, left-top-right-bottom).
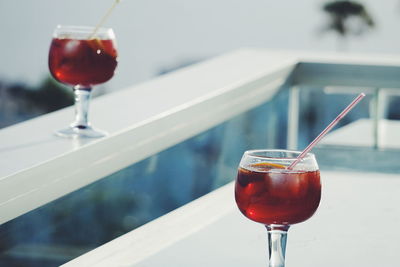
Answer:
xmin=235 ymin=164 xmax=321 ymax=225
xmin=49 ymin=38 xmax=118 ymax=87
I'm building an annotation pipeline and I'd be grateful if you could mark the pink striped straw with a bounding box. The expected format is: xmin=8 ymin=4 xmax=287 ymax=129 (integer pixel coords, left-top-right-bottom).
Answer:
xmin=288 ymin=92 xmax=366 ymax=170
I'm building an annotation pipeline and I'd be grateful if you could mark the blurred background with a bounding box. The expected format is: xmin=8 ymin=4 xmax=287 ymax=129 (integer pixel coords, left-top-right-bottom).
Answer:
xmin=1 ymin=1 xmax=399 ymax=266
xmin=0 ymin=0 xmax=398 ymax=128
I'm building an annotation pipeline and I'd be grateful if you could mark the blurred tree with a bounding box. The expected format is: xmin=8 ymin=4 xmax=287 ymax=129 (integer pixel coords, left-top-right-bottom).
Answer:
xmin=0 ymin=76 xmax=74 ymax=128
xmin=321 ymin=1 xmax=375 ymax=50
xmin=26 ymin=77 xmax=74 ymax=113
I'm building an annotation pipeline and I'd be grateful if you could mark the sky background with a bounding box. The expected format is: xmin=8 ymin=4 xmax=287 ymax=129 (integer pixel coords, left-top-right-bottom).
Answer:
xmin=1 ymin=0 xmax=400 ymax=91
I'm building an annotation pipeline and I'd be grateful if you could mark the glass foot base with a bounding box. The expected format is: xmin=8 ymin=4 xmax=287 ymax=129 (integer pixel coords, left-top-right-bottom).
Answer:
xmin=55 ymin=125 xmax=108 ymax=138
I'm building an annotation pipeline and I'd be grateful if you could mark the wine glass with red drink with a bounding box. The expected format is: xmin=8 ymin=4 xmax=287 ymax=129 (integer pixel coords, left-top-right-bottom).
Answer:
xmin=235 ymin=149 xmax=321 ymax=267
xmin=48 ymin=25 xmax=118 ymax=138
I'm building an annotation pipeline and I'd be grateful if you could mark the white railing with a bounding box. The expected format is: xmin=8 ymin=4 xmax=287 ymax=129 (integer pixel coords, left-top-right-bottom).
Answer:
xmin=2 ymin=49 xmax=400 ymax=227
xmin=0 ymin=49 xmax=294 ymax=225
xmin=3 ymin=48 xmax=400 ymax=266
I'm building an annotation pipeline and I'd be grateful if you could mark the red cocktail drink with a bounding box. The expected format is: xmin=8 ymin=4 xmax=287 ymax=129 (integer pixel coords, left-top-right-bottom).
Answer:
xmin=49 ymin=38 xmax=117 ymax=87
xmin=48 ymin=25 xmax=118 ymax=138
xmin=234 ymin=150 xmax=321 ymax=267
xmin=235 ymin=163 xmax=321 ymax=225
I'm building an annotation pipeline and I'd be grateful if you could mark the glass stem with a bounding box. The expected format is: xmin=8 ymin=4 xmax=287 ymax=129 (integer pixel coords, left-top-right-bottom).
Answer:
xmin=266 ymin=225 xmax=289 ymax=267
xmin=72 ymin=87 xmax=92 ymax=129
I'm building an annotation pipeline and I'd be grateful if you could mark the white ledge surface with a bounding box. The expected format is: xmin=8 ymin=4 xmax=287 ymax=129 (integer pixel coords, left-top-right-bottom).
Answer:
xmin=63 ymin=170 xmax=400 ymax=267
xmin=2 ymin=49 xmax=400 ymax=224
xmin=0 ymin=49 xmax=294 ymax=224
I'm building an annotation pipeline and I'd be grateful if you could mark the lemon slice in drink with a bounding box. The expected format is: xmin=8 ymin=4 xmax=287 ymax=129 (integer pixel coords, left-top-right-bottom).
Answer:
xmin=252 ymin=162 xmax=286 ymax=169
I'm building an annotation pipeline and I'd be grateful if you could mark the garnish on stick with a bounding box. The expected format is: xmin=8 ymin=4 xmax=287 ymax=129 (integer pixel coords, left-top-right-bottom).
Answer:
xmin=90 ymin=0 xmax=121 ymax=40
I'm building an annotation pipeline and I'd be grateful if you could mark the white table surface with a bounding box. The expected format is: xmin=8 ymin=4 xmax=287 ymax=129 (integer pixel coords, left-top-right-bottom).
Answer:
xmin=64 ymin=170 xmax=400 ymax=267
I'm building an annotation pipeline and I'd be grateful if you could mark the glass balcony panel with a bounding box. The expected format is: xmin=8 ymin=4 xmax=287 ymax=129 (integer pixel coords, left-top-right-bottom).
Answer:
xmin=296 ymin=87 xmax=400 ymax=173
xmin=0 ymin=93 xmax=286 ymax=266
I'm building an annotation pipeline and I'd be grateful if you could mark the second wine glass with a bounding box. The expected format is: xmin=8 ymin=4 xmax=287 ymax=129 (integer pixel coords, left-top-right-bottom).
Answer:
xmin=235 ymin=149 xmax=321 ymax=267
xmin=48 ymin=25 xmax=118 ymax=138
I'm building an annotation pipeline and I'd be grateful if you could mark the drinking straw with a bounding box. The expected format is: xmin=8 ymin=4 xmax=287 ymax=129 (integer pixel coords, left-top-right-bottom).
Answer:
xmin=90 ymin=0 xmax=121 ymax=39
xmin=288 ymin=92 xmax=366 ymax=170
